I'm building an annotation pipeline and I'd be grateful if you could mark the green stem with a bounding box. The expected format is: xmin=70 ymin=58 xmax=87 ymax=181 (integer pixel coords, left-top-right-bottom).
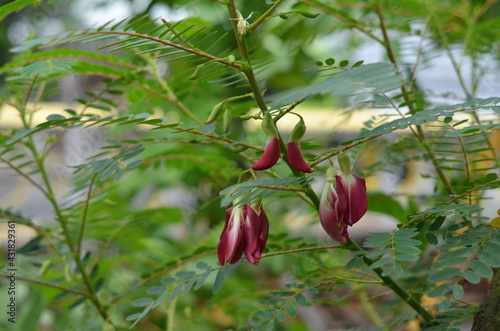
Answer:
xmin=227 ymin=0 xmax=268 ymax=112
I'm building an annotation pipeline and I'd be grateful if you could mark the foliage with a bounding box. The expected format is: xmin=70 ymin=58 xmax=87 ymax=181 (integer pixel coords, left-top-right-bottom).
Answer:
xmin=0 ymin=0 xmax=499 ymax=330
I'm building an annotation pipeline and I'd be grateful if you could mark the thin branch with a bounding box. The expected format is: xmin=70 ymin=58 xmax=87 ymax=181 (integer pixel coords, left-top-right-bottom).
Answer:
xmin=0 ymin=273 xmax=87 ymax=297
xmin=77 ymin=174 xmax=97 ymax=254
xmin=0 ymin=156 xmax=50 ymax=198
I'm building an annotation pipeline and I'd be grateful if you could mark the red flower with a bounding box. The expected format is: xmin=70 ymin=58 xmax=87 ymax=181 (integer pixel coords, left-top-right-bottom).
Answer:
xmin=243 ymin=205 xmax=269 ymax=265
xmin=218 ymin=204 xmax=269 ymax=265
xmin=287 ymin=142 xmax=313 ymax=173
xmin=252 ymin=138 xmax=281 ymax=170
xmin=319 ymin=171 xmax=367 ymax=243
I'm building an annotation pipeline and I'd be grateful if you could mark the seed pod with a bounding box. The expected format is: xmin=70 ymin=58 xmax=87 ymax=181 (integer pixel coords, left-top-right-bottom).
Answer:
xmin=299 ymin=11 xmax=319 ymax=18
xmin=223 ymin=107 xmax=231 ymax=133
xmin=238 ymin=114 xmax=252 ymax=120
xmin=206 ymin=101 xmax=225 ymax=124
xmin=189 ymin=64 xmax=205 ymax=80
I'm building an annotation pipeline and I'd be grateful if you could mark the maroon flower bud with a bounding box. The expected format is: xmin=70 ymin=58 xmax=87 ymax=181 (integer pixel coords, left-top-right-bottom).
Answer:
xmin=287 ymin=142 xmax=313 ymax=173
xmin=287 ymin=117 xmax=313 ymax=173
xmin=252 ymin=114 xmax=281 ymax=171
xmin=243 ymin=204 xmax=269 ymax=265
xmin=252 ymin=138 xmax=281 ymax=170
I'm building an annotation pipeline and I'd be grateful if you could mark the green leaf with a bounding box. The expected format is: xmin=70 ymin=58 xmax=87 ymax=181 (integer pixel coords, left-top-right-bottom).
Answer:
xmin=339 ymin=60 xmax=349 ymax=67
xmin=370 ymin=257 xmax=392 ymax=268
xmin=285 ymin=301 xmax=297 ymax=318
xmin=132 ymin=298 xmax=154 ymax=307
xmin=277 ymin=310 xmax=287 ymax=321
xmin=429 ymin=215 xmax=446 ymax=231
xmin=469 ymin=259 xmax=493 ymax=278
xmin=212 ymin=266 xmax=226 ymax=294
xmin=253 ymin=320 xmax=275 ymax=331
xmin=194 ymin=267 xmax=212 ymax=290
xmin=253 ymin=309 xmax=278 ymax=319
xmin=182 ymin=276 xmax=197 ymax=295
xmin=14 ymin=59 xmax=77 ymax=78
xmin=46 ymin=114 xmax=66 ymax=121
xmin=325 ymin=58 xmax=335 ymax=65
xmin=161 ymin=277 xmax=176 ymax=285
xmin=168 ymin=283 xmax=183 ymax=302
xmin=462 ymin=270 xmax=481 ymax=284
xmin=125 ymin=313 xmax=142 ymax=322
xmin=126 ymin=160 xmax=143 ymax=169
xmin=426 ymin=233 xmax=438 ymax=245
xmin=295 ymin=293 xmax=307 ymax=307
xmin=175 ymin=270 xmax=196 ymax=278
xmin=394 ymin=246 xmax=421 ymax=255
xmin=428 ymin=268 xmax=461 ymax=282
xmin=147 ymin=286 xmax=165 ymax=295
xmin=427 ymin=283 xmax=453 ymax=298
xmin=452 ymin=285 xmax=464 ymax=300
xmin=345 ymin=256 xmax=364 ymax=268
xmin=0 ymin=0 xmax=42 ymax=21
xmin=477 ymin=248 xmax=500 ymax=268
xmin=271 ymin=291 xmax=295 ymax=297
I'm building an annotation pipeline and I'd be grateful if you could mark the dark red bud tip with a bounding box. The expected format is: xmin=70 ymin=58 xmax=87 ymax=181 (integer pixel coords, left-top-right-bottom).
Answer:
xmin=287 ymin=142 xmax=313 ymax=173
xmin=252 ymin=138 xmax=281 ymax=170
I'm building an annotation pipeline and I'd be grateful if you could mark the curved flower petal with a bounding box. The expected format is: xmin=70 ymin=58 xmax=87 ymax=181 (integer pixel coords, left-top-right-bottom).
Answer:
xmin=287 ymin=142 xmax=313 ymax=173
xmin=218 ymin=206 xmax=245 ymax=265
xmin=243 ymin=205 xmax=269 ymax=265
xmin=319 ymin=184 xmax=348 ymax=243
xmin=337 ymin=175 xmax=367 ymax=226
xmin=252 ymin=138 xmax=281 ymax=170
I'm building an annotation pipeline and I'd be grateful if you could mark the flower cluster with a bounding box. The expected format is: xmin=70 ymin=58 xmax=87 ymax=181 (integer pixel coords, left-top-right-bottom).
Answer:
xmin=252 ymin=114 xmax=313 ymax=173
xmin=217 ymin=117 xmax=368 ymax=266
xmin=218 ymin=204 xmax=269 ymax=266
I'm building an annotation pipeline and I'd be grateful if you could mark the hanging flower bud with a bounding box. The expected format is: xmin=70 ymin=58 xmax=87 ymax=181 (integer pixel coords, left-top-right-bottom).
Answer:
xmin=206 ymin=101 xmax=226 ymax=124
xmin=223 ymin=107 xmax=232 ymax=133
xmin=189 ymin=64 xmax=205 ymax=80
xmin=243 ymin=204 xmax=269 ymax=265
xmin=319 ymin=160 xmax=367 ymax=243
xmin=287 ymin=117 xmax=313 ymax=173
xmin=252 ymin=114 xmax=281 ymax=170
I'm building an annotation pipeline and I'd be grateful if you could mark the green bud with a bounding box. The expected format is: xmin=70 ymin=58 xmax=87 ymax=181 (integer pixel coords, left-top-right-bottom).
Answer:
xmin=338 ymin=152 xmax=351 ymax=176
xmin=299 ymin=11 xmax=319 ymax=18
xmin=238 ymin=114 xmax=252 ymax=120
xmin=261 ymin=113 xmax=280 ymax=140
xmin=206 ymin=101 xmax=225 ymax=124
xmin=326 ymin=165 xmax=337 ymax=182
xmin=289 ymin=117 xmax=307 ymax=143
xmin=228 ymin=55 xmax=235 ymax=65
xmin=279 ymin=14 xmax=290 ymax=19
xmin=189 ymin=64 xmax=205 ymax=80
xmin=223 ymin=107 xmax=232 ymax=133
